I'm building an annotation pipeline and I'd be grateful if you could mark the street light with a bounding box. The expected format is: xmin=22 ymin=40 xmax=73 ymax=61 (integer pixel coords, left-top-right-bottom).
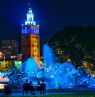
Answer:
xmin=0 ymin=52 xmax=2 ymax=59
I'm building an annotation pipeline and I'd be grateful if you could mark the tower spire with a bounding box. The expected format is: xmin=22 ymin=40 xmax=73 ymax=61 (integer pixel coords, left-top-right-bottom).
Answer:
xmin=28 ymin=2 xmax=30 ymax=8
xmin=25 ymin=2 xmax=36 ymax=26
xmin=28 ymin=0 xmax=30 ymax=7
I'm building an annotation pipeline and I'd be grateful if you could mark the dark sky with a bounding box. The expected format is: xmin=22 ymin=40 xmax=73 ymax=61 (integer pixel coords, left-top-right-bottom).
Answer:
xmin=0 ymin=0 xmax=95 ymax=44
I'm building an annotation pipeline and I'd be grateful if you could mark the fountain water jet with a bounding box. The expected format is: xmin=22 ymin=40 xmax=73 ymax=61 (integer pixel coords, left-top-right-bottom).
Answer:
xmin=21 ymin=58 xmax=39 ymax=78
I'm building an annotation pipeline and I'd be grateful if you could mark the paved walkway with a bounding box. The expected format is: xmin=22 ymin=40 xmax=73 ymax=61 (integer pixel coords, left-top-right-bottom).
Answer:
xmin=0 ymin=91 xmax=95 ymax=96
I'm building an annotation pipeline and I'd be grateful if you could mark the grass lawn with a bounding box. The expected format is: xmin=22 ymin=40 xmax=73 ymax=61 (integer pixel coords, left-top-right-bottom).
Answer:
xmin=0 ymin=94 xmax=95 ymax=97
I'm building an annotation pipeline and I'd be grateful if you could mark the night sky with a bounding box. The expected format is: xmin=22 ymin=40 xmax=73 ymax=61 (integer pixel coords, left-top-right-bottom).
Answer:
xmin=0 ymin=0 xmax=95 ymax=46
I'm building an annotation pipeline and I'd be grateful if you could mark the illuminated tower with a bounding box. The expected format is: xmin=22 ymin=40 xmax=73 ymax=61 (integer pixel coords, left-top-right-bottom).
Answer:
xmin=21 ymin=8 xmax=40 ymax=66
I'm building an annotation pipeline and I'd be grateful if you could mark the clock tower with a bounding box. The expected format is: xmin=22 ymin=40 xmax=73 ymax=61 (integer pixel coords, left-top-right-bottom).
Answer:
xmin=21 ymin=8 xmax=40 ymax=66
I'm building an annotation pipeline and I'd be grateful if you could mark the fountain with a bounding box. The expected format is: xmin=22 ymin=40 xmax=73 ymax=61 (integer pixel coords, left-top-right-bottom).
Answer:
xmin=0 ymin=44 xmax=94 ymax=89
xmin=21 ymin=44 xmax=95 ymax=89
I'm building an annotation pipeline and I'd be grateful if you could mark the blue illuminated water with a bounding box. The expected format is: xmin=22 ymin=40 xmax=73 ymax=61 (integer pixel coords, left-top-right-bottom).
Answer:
xmin=21 ymin=44 xmax=95 ymax=89
xmin=21 ymin=58 xmax=39 ymax=78
xmin=43 ymin=44 xmax=56 ymax=68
